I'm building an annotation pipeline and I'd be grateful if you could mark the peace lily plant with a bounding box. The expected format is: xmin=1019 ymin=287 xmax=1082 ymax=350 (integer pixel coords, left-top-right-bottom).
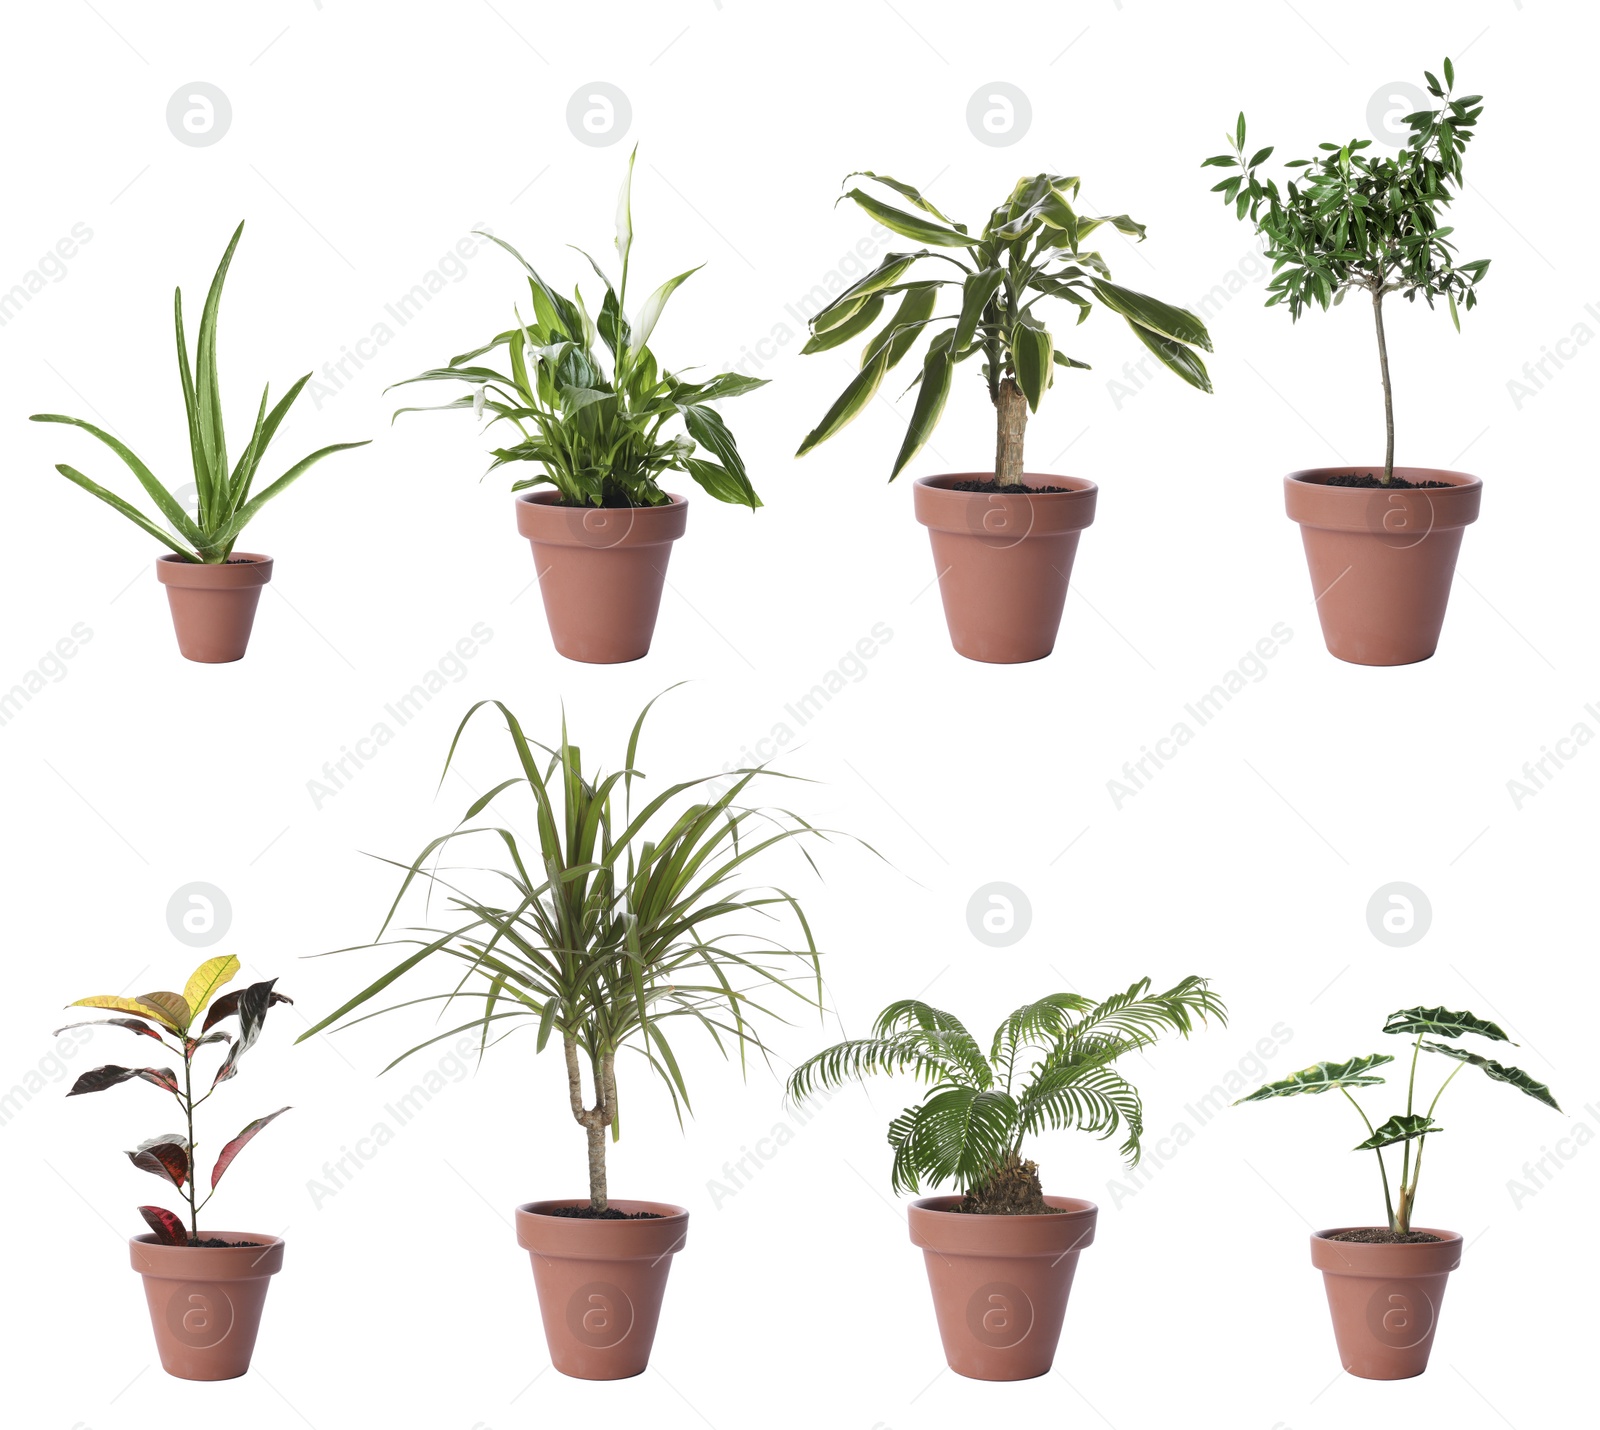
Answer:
xmin=393 ymin=151 xmax=767 ymax=662
xmin=1204 ymin=61 xmax=1490 ymax=665
xmin=58 ymin=956 xmax=295 ymax=1380
xmin=795 ymin=171 xmax=1213 ymax=663
xmin=1237 ymin=1002 xmax=1558 ymax=1380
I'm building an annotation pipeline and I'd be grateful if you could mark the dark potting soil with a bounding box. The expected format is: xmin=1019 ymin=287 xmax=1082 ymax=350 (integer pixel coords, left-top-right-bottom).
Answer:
xmin=186 ymin=1238 xmax=261 ymax=1248
xmin=1311 ymin=473 xmax=1451 ymax=490
xmin=543 ymin=1206 xmax=664 ymax=1220
xmin=948 ymin=480 xmax=1075 ymax=496
xmin=1327 ymin=1228 xmax=1442 ymax=1245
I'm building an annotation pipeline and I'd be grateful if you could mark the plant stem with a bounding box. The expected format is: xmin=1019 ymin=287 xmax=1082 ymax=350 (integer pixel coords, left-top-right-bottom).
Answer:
xmin=1340 ymin=1086 xmax=1395 ymax=1231
xmin=564 ymin=1032 xmax=611 ymax=1212
xmin=994 ymin=377 xmax=1028 ymax=486
xmin=1371 ymin=282 xmax=1395 ymax=483
xmin=181 ymin=1041 xmax=199 ymax=1244
xmin=1398 ymin=1034 xmax=1421 ymax=1226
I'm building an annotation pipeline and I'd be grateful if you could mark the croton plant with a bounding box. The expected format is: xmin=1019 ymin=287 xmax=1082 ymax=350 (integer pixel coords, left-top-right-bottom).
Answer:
xmin=58 ymin=956 xmax=292 ymax=1246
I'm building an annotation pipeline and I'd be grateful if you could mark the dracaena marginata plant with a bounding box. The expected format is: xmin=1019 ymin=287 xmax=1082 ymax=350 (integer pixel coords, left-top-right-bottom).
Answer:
xmin=787 ymin=978 xmax=1225 ymax=1212
xmin=300 ymin=694 xmax=837 ymax=1212
xmin=392 ymin=149 xmax=765 ymax=510
xmin=1204 ymin=60 xmax=1488 ymax=484
xmin=1237 ymin=1005 xmax=1559 ymax=1236
xmin=58 ymin=956 xmax=293 ymax=1246
xmin=30 ymin=222 xmax=370 ymax=562
xmin=794 ymin=173 xmax=1213 ymax=485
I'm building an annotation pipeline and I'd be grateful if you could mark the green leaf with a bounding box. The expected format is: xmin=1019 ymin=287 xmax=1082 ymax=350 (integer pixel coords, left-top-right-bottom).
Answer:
xmin=889 ymin=331 xmax=955 ymax=479
xmin=1235 ymin=1054 xmax=1393 ymax=1102
xmin=1420 ymin=1042 xmax=1560 ymax=1110
xmin=1089 ymin=279 xmax=1213 ymax=351
xmin=1383 ymin=1007 xmax=1511 ymax=1042
xmin=860 ymin=284 xmax=939 ymax=372
xmin=952 ymin=268 xmax=1005 ymax=354
xmin=1126 ymin=321 xmax=1212 ymax=394
xmin=800 ymin=294 xmax=884 ymax=354
xmin=840 ymin=189 xmax=972 ymax=247
xmin=1011 ymin=313 xmax=1053 ymax=413
xmin=1354 ymin=1113 xmax=1438 ymax=1151
xmin=29 ymin=415 xmax=202 ymax=547
xmin=682 ymin=404 xmax=759 ymax=508
xmin=48 ymin=464 xmax=193 ymax=557
xmin=795 ymin=345 xmax=891 ymax=457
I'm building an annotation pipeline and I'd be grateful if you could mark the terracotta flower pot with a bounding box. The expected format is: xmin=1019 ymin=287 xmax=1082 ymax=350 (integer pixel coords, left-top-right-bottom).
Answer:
xmin=1285 ymin=467 xmax=1482 ymax=666
xmin=514 ymin=493 xmax=687 ymax=663
xmin=155 ymin=553 xmax=273 ymax=663
xmin=129 ymin=1231 xmax=285 ymax=1380
xmin=912 ymin=474 xmax=1097 ymax=664
xmin=1310 ymin=1226 xmax=1462 ymax=1380
xmin=907 ymin=1195 xmax=1097 ymax=1380
xmin=516 ymin=1199 xmax=688 ymax=1380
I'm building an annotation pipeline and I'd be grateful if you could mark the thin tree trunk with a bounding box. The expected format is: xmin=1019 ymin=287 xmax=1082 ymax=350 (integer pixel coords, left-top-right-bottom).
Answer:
xmin=1371 ymin=285 xmax=1395 ymax=484
xmin=563 ymin=1034 xmax=611 ymax=1212
xmin=994 ymin=376 xmax=1028 ymax=487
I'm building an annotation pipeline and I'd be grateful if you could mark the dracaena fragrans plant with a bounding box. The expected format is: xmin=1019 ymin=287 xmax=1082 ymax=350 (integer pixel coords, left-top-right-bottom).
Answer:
xmin=59 ymin=956 xmax=293 ymax=1246
xmin=794 ymin=173 xmax=1213 ymax=486
xmin=301 ymin=694 xmax=834 ymax=1212
xmin=393 ymin=150 xmax=765 ymax=510
xmin=1204 ymin=60 xmax=1488 ymax=484
xmin=787 ymin=978 xmax=1225 ymax=1213
xmin=1238 ymin=1005 xmax=1559 ymax=1237
xmin=30 ymin=222 xmax=370 ymax=563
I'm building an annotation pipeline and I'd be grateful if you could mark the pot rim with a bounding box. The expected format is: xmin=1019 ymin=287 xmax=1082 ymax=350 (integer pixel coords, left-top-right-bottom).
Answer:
xmin=913 ymin=472 xmax=1098 ymax=497
xmin=1285 ymin=466 xmax=1481 ymax=492
xmin=1312 ymin=1225 xmax=1462 ymax=1245
xmin=154 ymin=552 xmax=274 ymax=588
xmin=909 ymin=1193 xmax=1097 ymax=1220
xmin=129 ymin=1231 xmax=285 ymax=1278
xmin=517 ymin=1197 xmax=689 ymax=1222
xmin=515 ymin=490 xmax=688 ymax=511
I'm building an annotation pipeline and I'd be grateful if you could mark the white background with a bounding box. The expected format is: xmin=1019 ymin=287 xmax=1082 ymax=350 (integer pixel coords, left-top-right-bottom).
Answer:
xmin=2 ymin=2 xmax=1594 ymax=1427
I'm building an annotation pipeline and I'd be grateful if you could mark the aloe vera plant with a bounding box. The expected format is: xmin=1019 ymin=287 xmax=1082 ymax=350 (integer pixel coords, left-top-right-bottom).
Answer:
xmin=794 ymin=173 xmax=1213 ymax=486
xmin=30 ymin=222 xmax=370 ymax=562
xmin=788 ymin=977 xmax=1225 ymax=1212
xmin=1203 ymin=60 xmax=1487 ymax=482
xmin=300 ymin=694 xmax=835 ymax=1211
xmin=58 ymin=956 xmax=293 ymax=1245
xmin=392 ymin=150 xmax=766 ymax=510
xmin=1238 ymin=1005 xmax=1559 ymax=1234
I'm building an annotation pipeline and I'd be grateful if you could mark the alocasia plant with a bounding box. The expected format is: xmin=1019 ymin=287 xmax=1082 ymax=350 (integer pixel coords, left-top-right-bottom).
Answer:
xmin=1237 ymin=1004 xmax=1558 ymax=1235
xmin=59 ymin=956 xmax=293 ymax=1245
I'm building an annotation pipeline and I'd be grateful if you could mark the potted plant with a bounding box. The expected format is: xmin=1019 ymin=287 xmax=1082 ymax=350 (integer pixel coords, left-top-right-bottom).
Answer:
xmin=794 ymin=172 xmax=1213 ymax=663
xmin=787 ymin=977 xmax=1226 ymax=1379
xmin=30 ymin=222 xmax=370 ymax=663
xmin=392 ymin=150 xmax=767 ymax=664
xmin=57 ymin=956 xmax=294 ymax=1379
xmin=1237 ymin=1003 xmax=1559 ymax=1379
xmin=300 ymin=694 xmax=834 ymax=1378
xmin=1204 ymin=60 xmax=1489 ymax=665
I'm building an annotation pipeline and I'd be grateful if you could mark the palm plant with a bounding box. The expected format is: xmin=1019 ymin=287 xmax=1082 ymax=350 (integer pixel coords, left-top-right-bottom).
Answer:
xmin=300 ymin=694 xmax=836 ymax=1211
xmin=794 ymin=172 xmax=1213 ymax=486
xmin=1237 ymin=1004 xmax=1559 ymax=1235
xmin=787 ymin=977 xmax=1225 ymax=1211
xmin=30 ymin=221 xmax=369 ymax=562
xmin=1203 ymin=60 xmax=1487 ymax=483
xmin=392 ymin=149 xmax=766 ymax=510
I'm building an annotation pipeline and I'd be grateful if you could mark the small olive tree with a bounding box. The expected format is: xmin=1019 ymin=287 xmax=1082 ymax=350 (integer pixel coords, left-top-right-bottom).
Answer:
xmin=1204 ymin=60 xmax=1488 ymax=482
